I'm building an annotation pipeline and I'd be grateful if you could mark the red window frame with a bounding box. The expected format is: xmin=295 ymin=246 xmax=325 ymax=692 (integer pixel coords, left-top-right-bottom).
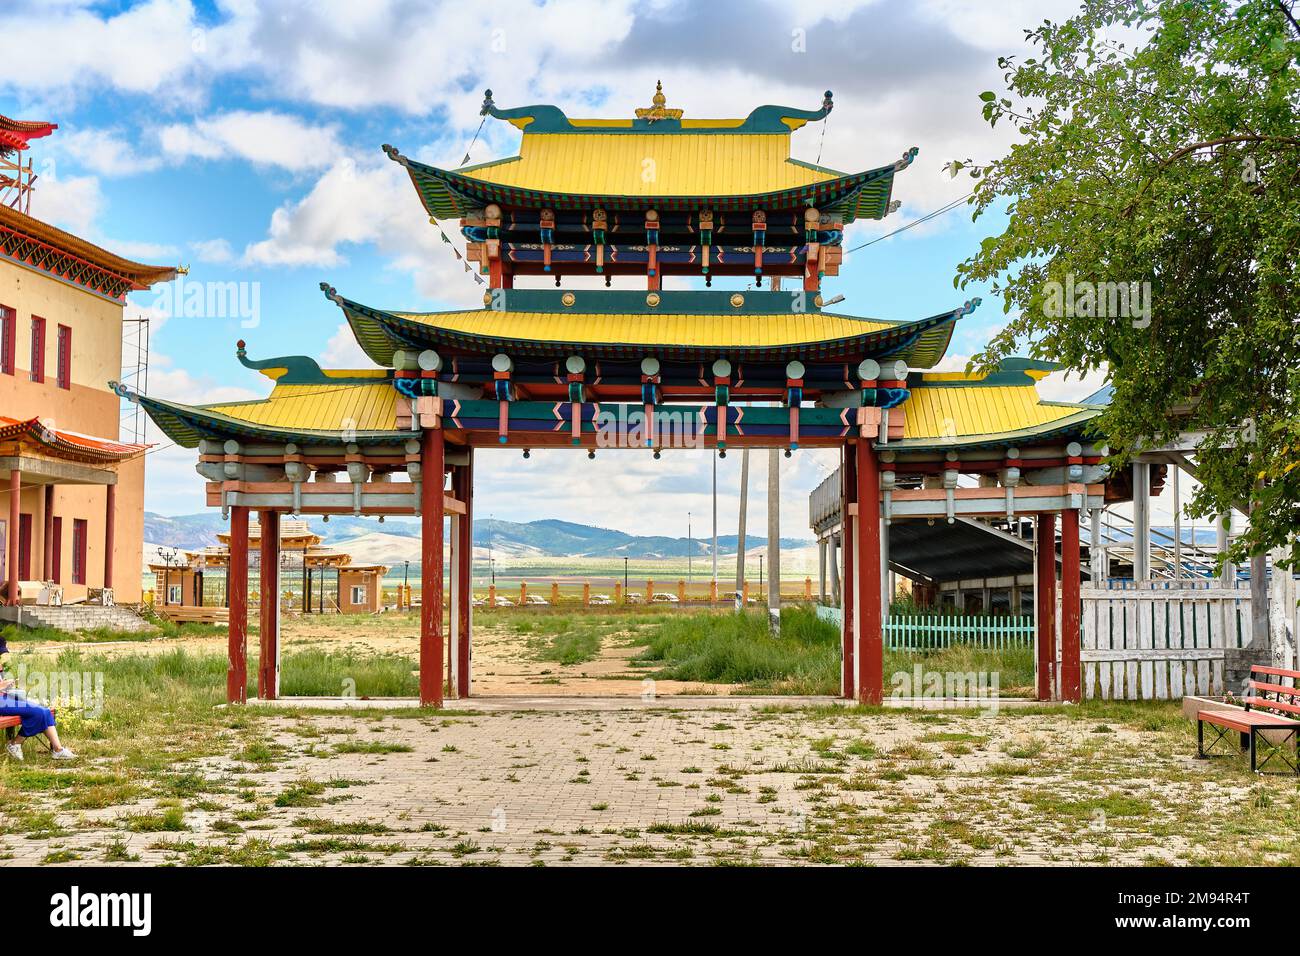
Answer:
xmin=56 ymin=324 xmax=71 ymax=390
xmin=72 ymin=518 xmax=87 ymax=585
xmin=29 ymin=316 xmax=46 ymax=383
xmin=0 ymin=305 xmax=14 ymax=375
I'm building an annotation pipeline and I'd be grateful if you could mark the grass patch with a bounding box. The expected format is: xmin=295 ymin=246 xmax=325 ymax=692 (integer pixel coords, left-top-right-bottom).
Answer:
xmin=632 ymin=605 xmax=840 ymax=694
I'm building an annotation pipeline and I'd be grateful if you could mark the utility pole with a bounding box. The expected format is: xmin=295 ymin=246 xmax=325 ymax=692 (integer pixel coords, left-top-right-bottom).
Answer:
xmin=712 ymin=452 xmax=718 ymax=587
xmin=687 ymin=511 xmax=693 ymax=584
xmin=767 ymin=446 xmax=781 ymax=632
xmin=734 ymin=448 xmax=750 ymax=611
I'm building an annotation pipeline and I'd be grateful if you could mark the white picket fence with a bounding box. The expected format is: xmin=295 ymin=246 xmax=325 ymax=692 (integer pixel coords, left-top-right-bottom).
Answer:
xmin=1076 ymin=585 xmax=1247 ymax=700
xmin=885 ymin=614 xmax=1034 ymax=652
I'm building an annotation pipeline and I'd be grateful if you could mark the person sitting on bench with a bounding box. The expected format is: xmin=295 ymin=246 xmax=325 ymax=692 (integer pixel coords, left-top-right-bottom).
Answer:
xmin=0 ymin=658 xmax=76 ymax=761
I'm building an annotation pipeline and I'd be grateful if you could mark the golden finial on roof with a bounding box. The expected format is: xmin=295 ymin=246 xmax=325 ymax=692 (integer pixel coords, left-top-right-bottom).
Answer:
xmin=635 ymin=80 xmax=683 ymax=123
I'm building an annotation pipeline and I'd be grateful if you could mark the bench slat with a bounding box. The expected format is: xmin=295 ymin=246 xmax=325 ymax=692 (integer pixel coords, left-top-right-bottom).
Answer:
xmin=1200 ymin=709 xmax=1298 ymax=732
xmin=1251 ymin=664 xmax=1300 ymax=682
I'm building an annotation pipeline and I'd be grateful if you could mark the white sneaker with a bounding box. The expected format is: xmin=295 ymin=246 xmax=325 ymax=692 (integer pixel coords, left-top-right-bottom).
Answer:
xmin=50 ymin=747 xmax=76 ymax=760
xmin=5 ymin=742 xmax=22 ymax=761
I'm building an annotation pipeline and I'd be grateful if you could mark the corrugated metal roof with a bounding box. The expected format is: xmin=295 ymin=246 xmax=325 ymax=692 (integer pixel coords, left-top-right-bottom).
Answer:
xmin=389 ymin=308 xmax=893 ymax=349
xmin=904 ymin=386 xmax=1086 ymax=439
xmin=204 ymin=383 xmax=397 ymax=432
xmin=461 ymin=133 xmax=840 ymax=197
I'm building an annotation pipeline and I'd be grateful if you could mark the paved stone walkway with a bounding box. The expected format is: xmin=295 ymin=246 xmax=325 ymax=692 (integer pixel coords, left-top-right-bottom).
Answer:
xmin=3 ymin=701 xmax=1237 ymax=867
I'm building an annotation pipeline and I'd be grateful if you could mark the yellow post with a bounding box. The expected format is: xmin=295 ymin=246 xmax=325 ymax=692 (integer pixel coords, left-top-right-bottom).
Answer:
xmin=678 ymin=579 xmax=686 ymax=603
xmin=488 ymin=584 xmax=496 ymax=607
xmin=551 ymin=581 xmax=560 ymax=605
xmin=646 ymin=579 xmax=655 ymax=603
xmin=520 ymin=581 xmax=528 ymax=605
xmin=709 ymin=580 xmax=717 ymax=604
xmin=804 ymin=577 xmax=812 ymax=600
xmin=615 ymin=582 xmax=623 ymax=604
xmin=583 ymin=582 xmax=590 ymax=606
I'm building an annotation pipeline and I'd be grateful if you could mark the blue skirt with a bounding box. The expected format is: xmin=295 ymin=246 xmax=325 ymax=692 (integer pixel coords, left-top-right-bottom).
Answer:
xmin=0 ymin=695 xmax=55 ymax=737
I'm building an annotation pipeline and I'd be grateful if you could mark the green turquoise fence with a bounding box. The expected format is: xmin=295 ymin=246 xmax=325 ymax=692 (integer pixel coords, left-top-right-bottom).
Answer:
xmin=884 ymin=614 xmax=1035 ymax=652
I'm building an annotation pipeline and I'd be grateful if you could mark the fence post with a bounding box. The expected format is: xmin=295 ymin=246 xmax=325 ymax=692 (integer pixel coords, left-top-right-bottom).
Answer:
xmin=583 ymin=582 xmax=590 ymax=606
xmin=551 ymin=581 xmax=560 ymax=605
xmin=520 ymin=581 xmax=528 ymax=606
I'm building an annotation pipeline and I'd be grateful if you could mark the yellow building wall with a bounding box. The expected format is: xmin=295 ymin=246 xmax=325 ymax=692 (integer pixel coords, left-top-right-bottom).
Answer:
xmin=339 ymin=569 xmax=382 ymax=614
xmin=0 ymin=260 xmax=147 ymax=602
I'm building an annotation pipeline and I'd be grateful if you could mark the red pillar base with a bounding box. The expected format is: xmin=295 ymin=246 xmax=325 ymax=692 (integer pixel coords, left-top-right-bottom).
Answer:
xmin=103 ymin=483 xmax=116 ymax=591
xmin=258 ymin=510 xmax=280 ymax=700
xmin=420 ymin=429 xmax=446 ymax=708
xmin=1035 ymin=513 xmax=1057 ymax=702
xmin=841 ymin=444 xmax=856 ymax=700
xmin=227 ymin=506 xmax=250 ymax=704
xmin=856 ymin=439 xmax=883 ymax=706
xmin=1060 ymin=508 xmax=1082 ymax=703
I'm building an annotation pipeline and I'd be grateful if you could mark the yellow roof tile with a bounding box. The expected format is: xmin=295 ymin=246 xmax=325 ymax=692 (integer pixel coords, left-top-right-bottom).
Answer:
xmin=461 ymin=133 xmax=840 ymax=197
xmin=391 ymin=309 xmax=893 ymax=349
xmin=903 ymin=386 xmax=1085 ymax=440
xmin=205 ymin=383 xmax=397 ymax=432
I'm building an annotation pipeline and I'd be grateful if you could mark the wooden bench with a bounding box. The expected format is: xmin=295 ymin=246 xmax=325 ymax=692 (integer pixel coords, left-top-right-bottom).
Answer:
xmin=155 ymin=605 xmax=229 ymax=625
xmin=1197 ymin=665 xmax=1300 ymax=773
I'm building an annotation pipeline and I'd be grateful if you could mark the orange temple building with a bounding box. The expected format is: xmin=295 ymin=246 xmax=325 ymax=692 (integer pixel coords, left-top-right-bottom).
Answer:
xmin=0 ymin=114 xmax=176 ymax=610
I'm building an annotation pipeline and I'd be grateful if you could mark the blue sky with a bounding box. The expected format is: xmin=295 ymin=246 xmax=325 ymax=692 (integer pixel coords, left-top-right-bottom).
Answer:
xmin=4 ymin=0 xmax=1115 ymax=540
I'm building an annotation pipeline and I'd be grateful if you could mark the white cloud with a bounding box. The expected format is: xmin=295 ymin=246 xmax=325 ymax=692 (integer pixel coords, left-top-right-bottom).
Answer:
xmin=158 ymin=110 xmax=345 ymax=170
xmin=319 ymin=322 xmax=379 ymax=369
xmin=27 ymin=173 xmax=103 ymax=236
xmin=189 ymin=238 xmax=235 ymax=264
xmin=240 ymin=157 xmax=483 ymax=307
xmin=51 ymin=128 xmax=164 ymax=175
xmin=2 ymin=0 xmax=204 ymax=101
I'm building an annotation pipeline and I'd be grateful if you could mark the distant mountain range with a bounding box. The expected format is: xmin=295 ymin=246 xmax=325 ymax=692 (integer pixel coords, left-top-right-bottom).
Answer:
xmin=143 ymin=512 xmax=810 ymax=560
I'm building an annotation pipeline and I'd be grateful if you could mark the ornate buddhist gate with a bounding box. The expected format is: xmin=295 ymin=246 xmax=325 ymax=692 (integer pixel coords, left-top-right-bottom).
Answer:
xmin=124 ymin=85 xmax=1134 ymax=707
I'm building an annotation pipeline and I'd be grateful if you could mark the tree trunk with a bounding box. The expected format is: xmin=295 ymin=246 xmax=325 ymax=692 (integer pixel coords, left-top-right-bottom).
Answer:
xmin=734 ymin=449 xmax=749 ymax=611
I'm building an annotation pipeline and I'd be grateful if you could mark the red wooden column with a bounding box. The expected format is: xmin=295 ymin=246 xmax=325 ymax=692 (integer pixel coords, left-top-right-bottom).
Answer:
xmin=7 ymin=470 xmax=20 ymax=604
xmin=103 ymin=483 xmax=116 ymax=590
xmin=855 ymin=438 xmax=884 ymax=705
xmin=258 ymin=510 xmax=280 ymax=700
xmin=420 ymin=427 xmax=446 ymax=708
xmin=453 ymin=450 xmax=473 ymax=697
xmin=227 ymin=505 xmax=250 ymax=704
xmin=841 ymin=442 xmax=856 ymax=699
xmin=1035 ymin=513 xmax=1057 ymax=701
xmin=42 ymin=484 xmax=54 ymax=579
xmin=1060 ymin=507 xmax=1082 ymax=703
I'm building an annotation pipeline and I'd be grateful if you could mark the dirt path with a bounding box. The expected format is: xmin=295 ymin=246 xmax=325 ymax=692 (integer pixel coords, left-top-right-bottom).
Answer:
xmin=46 ymin=611 xmax=735 ymax=697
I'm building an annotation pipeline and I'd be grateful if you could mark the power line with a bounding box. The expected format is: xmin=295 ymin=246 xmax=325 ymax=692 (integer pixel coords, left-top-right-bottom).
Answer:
xmin=843 ymin=191 xmax=974 ymax=255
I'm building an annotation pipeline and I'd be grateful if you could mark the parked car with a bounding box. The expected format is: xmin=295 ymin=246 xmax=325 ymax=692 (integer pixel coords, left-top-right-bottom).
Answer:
xmin=625 ymin=593 xmax=644 ymax=604
xmin=589 ymin=594 xmax=613 ymax=606
xmin=492 ymin=596 xmax=516 ymax=607
xmin=524 ymin=594 xmax=550 ymax=606
xmin=651 ymin=592 xmax=679 ymax=603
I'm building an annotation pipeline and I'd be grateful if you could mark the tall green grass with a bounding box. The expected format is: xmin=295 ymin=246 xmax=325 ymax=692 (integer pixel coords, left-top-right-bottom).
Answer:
xmin=632 ymin=605 xmax=841 ymax=695
xmin=883 ymin=644 xmax=1035 ymax=697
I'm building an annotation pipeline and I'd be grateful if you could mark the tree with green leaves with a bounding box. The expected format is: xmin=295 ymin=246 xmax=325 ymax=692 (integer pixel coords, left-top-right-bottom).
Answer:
xmin=953 ymin=0 xmax=1299 ymax=574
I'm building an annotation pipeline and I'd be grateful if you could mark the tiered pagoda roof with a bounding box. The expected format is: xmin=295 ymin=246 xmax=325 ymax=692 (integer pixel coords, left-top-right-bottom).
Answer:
xmin=125 ymin=86 xmax=1105 ymax=463
xmin=388 ymin=88 xmax=907 ymax=221
xmin=331 ymin=288 xmax=964 ymax=366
